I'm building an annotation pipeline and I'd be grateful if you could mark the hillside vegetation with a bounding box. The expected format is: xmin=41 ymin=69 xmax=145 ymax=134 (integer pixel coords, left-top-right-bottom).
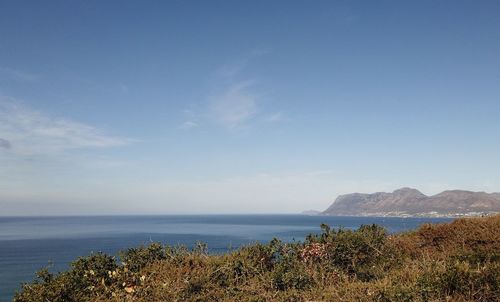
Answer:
xmin=14 ymin=216 xmax=500 ymax=302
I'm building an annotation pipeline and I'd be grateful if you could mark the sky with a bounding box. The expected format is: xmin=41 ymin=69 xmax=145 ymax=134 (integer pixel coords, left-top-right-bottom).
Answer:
xmin=1 ymin=0 xmax=500 ymax=215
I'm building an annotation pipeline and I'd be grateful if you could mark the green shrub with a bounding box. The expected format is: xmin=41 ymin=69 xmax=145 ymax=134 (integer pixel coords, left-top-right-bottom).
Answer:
xmin=306 ymin=223 xmax=389 ymax=279
xmin=13 ymin=216 xmax=500 ymax=302
xmin=417 ymin=259 xmax=500 ymax=301
xmin=14 ymin=252 xmax=117 ymax=302
xmin=270 ymin=243 xmax=312 ymax=291
xmin=119 ymin=242 xmax=166 ymax=272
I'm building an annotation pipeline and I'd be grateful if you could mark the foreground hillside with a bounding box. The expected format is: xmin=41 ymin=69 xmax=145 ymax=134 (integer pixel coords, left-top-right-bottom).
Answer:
xmin=14 ymin=216 xmax=500 ymax=302
xmin=323 ymin=188 xmax=500 ymax=217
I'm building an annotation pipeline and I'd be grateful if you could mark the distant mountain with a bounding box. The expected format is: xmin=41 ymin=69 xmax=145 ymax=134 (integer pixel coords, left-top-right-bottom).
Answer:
xmin=322 ymin=188 xmax=500 ymax=217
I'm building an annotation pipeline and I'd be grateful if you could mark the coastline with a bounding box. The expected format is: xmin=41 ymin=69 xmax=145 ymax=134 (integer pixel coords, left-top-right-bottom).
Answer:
xmin=314 ymin=211 xmax=499 ymax=219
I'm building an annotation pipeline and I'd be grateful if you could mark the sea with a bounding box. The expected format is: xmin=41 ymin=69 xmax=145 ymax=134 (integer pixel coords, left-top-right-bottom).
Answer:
xmin=0 ymin=215 xmax=452 ymax=301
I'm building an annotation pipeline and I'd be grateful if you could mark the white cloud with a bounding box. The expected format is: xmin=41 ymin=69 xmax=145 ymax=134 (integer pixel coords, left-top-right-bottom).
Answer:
xmin=179 ymin=51 xmax=282 ymax=130
xmin=209 ymin=81 xmax=259 ymax=128
xmin=179 ymin=120 xmax=198 ymax=129
xmin=178 ymin=108 xmax=200 ymax=130
xmin=0 ymin=98 xmax=130 ymax=155
xmin=179 ymin=81 xmax=261 ymax=130
xmin=265 ymin=112 xmax=284 ymax=123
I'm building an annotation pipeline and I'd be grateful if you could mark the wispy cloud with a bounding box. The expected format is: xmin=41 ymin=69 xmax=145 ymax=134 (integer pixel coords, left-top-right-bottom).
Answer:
xmin=178 ymin=108 xmax=200 ymax=130
xmin=179 ymin=120 xmax=199 ymax=129
xmin=208 ymin=81 xmax=259 ymax=128
xmin=265 ymin=112 xmax=284 ymax=123
xmin=0 ymin=67 xmax=39 ymax=82
xmin=180 ymin=50 xmax=281 ymax=130
xmin=0 ymin=97 xmax=130 ymax=155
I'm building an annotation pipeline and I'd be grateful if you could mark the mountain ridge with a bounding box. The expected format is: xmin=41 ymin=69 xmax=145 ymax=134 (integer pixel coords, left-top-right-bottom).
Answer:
xmin=322 ymin=188 xmax=500 ymax=217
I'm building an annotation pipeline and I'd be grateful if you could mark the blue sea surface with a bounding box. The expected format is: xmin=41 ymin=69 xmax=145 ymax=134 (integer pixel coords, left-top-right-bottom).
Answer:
xmin=0 ymin=215 xmax=452 ymax=301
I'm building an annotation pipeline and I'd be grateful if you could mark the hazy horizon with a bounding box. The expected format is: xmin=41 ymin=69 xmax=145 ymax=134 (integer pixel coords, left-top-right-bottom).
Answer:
xmin=1 ymin=0 xmax=500 ymax=215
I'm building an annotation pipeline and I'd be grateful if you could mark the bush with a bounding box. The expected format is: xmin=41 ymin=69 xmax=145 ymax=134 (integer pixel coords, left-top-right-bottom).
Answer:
xmin=119 ymin=242 xmax=166 ymax=272
xmin=417 ymin=259 xmax=500 ymax=301
xmin=14 ymin=252 xmax=117 ymax=302
xmin=305 ymin=223 xmax=389 ymax=279
xmin=13 ymin=216 xmax=500 ymax=302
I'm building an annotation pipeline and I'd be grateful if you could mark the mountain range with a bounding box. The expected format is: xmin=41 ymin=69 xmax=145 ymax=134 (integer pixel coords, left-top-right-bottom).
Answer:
xmin=322 ymin=188 xmax=500 ymax=217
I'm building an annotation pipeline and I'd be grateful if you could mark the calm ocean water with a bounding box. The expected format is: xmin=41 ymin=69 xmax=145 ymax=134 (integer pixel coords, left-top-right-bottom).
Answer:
xmin=0 ymin=215 xmax=452 ymax=301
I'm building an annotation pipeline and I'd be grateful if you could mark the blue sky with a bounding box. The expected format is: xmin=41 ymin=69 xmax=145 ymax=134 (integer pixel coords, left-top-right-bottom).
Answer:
xmin=1 ymin=0 xmax=499 ymax=215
